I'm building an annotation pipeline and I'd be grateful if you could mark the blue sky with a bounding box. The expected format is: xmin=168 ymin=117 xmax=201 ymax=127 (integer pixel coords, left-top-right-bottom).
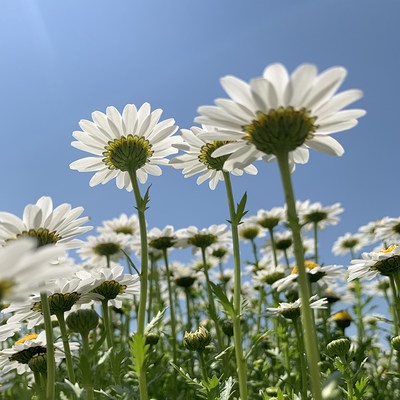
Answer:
xmin=0 ymin=0 xmax=399 ymax=273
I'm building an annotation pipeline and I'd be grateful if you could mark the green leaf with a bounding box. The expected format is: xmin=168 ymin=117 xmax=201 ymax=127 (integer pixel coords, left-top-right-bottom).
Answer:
xmin=136 ymin=184 xmax=152 ymax=212
xmin=210 ymin=282 xmax=234 ymax=317
xmin=277 ymin=388 xmax=285 ymax=400
xmin=98 ymin=347 xmax=113 ymax=366
xmin=129 ymin=333 xmax=149 ymax=377
xmin=144 ymin=307 xmax=167 ymax=336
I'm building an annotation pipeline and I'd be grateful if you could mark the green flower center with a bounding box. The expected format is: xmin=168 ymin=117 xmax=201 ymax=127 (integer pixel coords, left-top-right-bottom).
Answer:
xmin=263 ymin=272 xmax=285 ymax=285
xmin=91 ymin=280 xmax=127 ymax=301
xmin=32 ymin=292 xmax=81 ymax=315
xmin=149 ymin=236 xmax=176 ymax=250
xmin=240 ymin=227 xmax=260 ymax=240
xmin=114 ymin=227 xmax=134 ymax=235
xmin=93 ymin=242 xmax=121 ymax=257
xmin=188 ymin=234 xmax=217 ymax=249
xmin=304 ymin=211 xmax=328 ymax=224
xmin=243 ymin=107 xmax=318 ymax=155
xmin=198 ymin=141 xmax=234 ymax=170
xmin=258 ymin=217 xmax=280 ymax=230
xmin=275 ymin=238 xmax=292 ymax=251
xmin=17 ymin=229 xmax=61 ymax=247
xmin=10 ymin=346 xmax=47 ymax=364
xmin=371 ymin=255 xmax=400 ymax=276
xmin=278 ymin=305 xmax=301 ymax=320
xmin=342 ymin=239 xmax=359 ymax=249
xmin=392 ymin=223 xmax=400 ymax=235
xmin=102 ymin=135 xmax=153 ymax=172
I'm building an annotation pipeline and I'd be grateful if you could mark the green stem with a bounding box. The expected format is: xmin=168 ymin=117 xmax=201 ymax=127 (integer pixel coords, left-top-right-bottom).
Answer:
xmin=313 ymin=221 xmax=319 ymax=265
xmin=223 ymin=171 xmax=248 ymax=400
xmin=389 ymin=276 xmax=400 ymax=335
xmin=198 ymin=351 xmax=209 ymax=383
xmin=256 ymin=285 xmax=265 ymax=334
xmin=128 ymin=168 xmax=149 ymax=400
xmin=185 ymin=287 xmax=192 ymax=333
xmin=354 ymin=279 xmax=365 ymax=344
xmin=276 ymin=151 xmax=322 ymax=400
xmin=284 ymin=249 xmax=291 ymax=268
xmin=162 ymin=248 xmax=178 ymax=395
xmin=40 ymin=292 xmax=55 ymax=400
xmin=268 ymin=228 xmax=279 ymax=268
xmin=200 ymin=247 xmax=224 ymax=352
xmin=55 ymin=312 xmax=76 ymax=384
xmin=147 ymin=255 xmax=156 ymax=323
xmin=293 ymin=317 xmax=308 ymax=400
xmin=81 ymin=334 xmax=94 ymax=400
xmin=250 ymin=238 xmax=259 ymax=267
xmin=101 ymin=300 xmax=119 ymax=384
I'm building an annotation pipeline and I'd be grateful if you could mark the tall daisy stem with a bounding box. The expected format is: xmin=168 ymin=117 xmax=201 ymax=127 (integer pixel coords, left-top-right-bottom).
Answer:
xmin=55 ymin=312 xmax=76 ymax=384
xmin=129 ymin=169 xmax=149 ymax=400
xmin=276 ymin=152 xmax=322 ymax=400
xmin=223 ymin=171 xmax=248 ymax=400
xmin=162 ymin=248 xmax=178 ymax=395
xmin=313 ymin=221 xmax=319 ymax=265
xmin=40 ymin=292 xmax=56 ymax=400
xmin=293 ymin=317 xmax=309 ymax=400
xmin=268 ymin=228 xmax=279 ymax=268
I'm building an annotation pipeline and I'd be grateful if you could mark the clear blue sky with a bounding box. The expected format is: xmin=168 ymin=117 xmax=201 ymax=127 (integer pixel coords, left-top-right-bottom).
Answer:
xmin=0 ymin=0 xmax=399 ymax=270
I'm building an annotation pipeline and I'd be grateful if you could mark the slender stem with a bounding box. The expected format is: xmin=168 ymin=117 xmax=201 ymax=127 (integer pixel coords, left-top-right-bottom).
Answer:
xmin=293 ymin=318 xmax=308 ymax=400
xmin=55 ymin=312 xmax=76 ymax=384
xmin=101 ymin=300 xmax=119 ymax=384
xmin=163 ymin=248 xmax=178 ymax=395
xmin=256 ymin=285 xmax=265 ymax=334
xmin=276 ymin=151 xmax=322 ymax=400
xmin=268 ymin=228 xmax=279 ymax=268
xmin=81 ymin=334 xmax=94 ymax=400
xmin=200 ymin=247 xmax=224 ymax=352
xmin=354 ymin=279 xmax=365 ymax=343
xmin=250 ymin=238 xmax=259 ymax=267
xmin=185 ymin=287 xmax=192 ymax=332
xmin=147 ymin=255 xmax=156 ymax=323
xmin=223 ymin=171 xmax=248 ymax=400
xmin=40 ymin=292 xmax=55 ymax=400
xmin=284 ymin=249 xmax=291 ymax=268
xmin=128 ymin=168 xmax=149 ymax=400
xmin=313 ymin=221 xmax=319 ymax=265
xmin=198 ymin=351 xmax=209 ymax=383
xmin=389 ymin=276 xmax=400 ymax=335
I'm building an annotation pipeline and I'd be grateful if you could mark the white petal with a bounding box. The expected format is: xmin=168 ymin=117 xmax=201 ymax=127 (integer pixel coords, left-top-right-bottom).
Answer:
xmin=306 ymin=135 xmax=344 ymax=156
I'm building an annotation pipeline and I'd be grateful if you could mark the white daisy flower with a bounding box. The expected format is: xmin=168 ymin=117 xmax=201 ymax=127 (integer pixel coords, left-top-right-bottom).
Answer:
xmin=195 ymin=63 xmax=365 ymax=171
xmin=297 ymin=200 xmax=343 ymax=231
xmin=0 ymin=323 xmax=21 ymax=342
xmin=147 ymin=225 xmax=182 ymax=251
xmin=0 ymin=196 xmax=92 ymax=249
xmin=348 ymin=245 xmax=400 ymax=281
xmin=255 ymin=206 xmax=287 ymax=230
xmin=97 ymin=213 xmax=140 ymax=236
xmin=0 ymin=239 xmax=73 ymax=302
xmin=266 ymin=295 xmax=328 ymax=320
xmin=76 ymin=265 xmax=140 ymax=308
xmin=0 ymin=331 xmax=79 ymax=374
xmin=252 ymin=262 xmax=286 ymax=286
xmin=332 ymin=232 xmax=369 ymax=256
xmin=374 ymin=217 xmax=400 ymax=245
xmin=77 ymin=232 xmax=132 ymax=265
xmin=169 ymin=126 xmax=257 ymax=190
xmin=4 ymin=277 xmax=100 ymax=329
xmin=70 ymin=103 xmax=180 ymax=190
xmin=176 ymin=224 xmax=232 ymax=253
xmin=272 ymin=262 xmax=344 ymax=292
xmin=238 ymin=217 xmax=266 ymax=243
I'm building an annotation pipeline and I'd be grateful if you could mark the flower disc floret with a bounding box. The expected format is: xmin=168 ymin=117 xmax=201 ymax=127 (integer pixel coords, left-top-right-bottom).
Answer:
xmin=31 ymin=292 xmax=81 ymax=315
xmin=244 ymin=107 xmax=318 ymax=155
xmin=17 ymin=228 xmax=62 ymax=247
xmin=102 ymin=135 xmax=154 ymax=172
xmin=198 ymin=141 xmax=233 ymax=170
xmin=93 ymin=242 xmax=121 ymax=257
xmin=91 ymin=280 xmax=127 ymax=301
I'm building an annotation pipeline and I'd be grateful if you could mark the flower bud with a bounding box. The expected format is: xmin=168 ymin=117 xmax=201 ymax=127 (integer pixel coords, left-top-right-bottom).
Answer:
xmin=28 ymin=353 xmax=47 ymax=373
xmin=391 ymin=336 xmax=400 ymax=351
xmin=326 ymin=337 xmax=351 ymax=358
xmin=66 ymin=309 xmax=99 ymax=336
xmin=145 ymin=332 xmax=160 ymax=346
xmin=183 ymin=326 xmax=211 ymax=352
xmin=221 ymin=319 xmax=234 ymax=337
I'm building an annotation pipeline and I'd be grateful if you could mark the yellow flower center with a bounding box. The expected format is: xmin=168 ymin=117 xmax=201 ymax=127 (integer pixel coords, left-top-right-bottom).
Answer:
xmin=243 ymin=107 xmax=318 ymax=155
xmin=14 ymin=333 xmax=38 ymax=346
xmin=291 ymin=261 xmax=319 ymax=274
xmin=102 ymin=135 xmax=153 ymax=172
